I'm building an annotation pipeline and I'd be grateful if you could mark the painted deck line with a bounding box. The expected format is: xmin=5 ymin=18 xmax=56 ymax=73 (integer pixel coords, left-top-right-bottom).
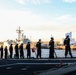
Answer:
xmin=6 ymin=67 xmax=12 ymax=70
xmin=21 ymin=68 xmax=27 ymax=71
xmin=0 ymin=63 xmax=72 ymax=67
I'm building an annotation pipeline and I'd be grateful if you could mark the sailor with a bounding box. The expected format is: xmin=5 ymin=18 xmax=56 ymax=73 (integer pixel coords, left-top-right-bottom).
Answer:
xmin=64 ymin=35 xmax=73 ymax=58
xmin=4 ymin=46 xmax=8 ymax=59
xmin=1 ymin=45 xmax=3 ymax=59
xmin=15 ymin=43 xmax=19 ymax=58
xmin=9 ymin=44 xmax=13 ymax=58
xmin=36 ymin=39 xmax=41 ymax=58
xmin=26 ymin=42 xmax=31 ymax=58
xmin=19 ymin=43 xmax=24 ymax=58
xmin=49 ymin=37 xmax=54 ymax=58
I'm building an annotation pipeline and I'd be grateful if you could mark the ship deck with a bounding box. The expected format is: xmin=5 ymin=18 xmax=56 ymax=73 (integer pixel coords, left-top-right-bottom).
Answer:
xmin=0 ymin=58 xmax=76 ymax=75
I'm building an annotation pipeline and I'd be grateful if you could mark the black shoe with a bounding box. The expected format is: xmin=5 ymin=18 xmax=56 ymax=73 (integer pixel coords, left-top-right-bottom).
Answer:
xmin=71 ymin=56 xmax=73 ymax=58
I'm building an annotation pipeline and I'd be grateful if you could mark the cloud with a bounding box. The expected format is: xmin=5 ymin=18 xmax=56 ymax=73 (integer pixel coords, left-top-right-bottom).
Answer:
xmin=32 ymin=0 xmax=50 ymax=4
xmin=57 ymin=14 xmax=71 ymax=21
xmin=44 ymin=0 xmax=50 ymax=3
xmin=15 ymin=0 xmax=50 ymax=5
xmin=0 ymin=9 xmax=61 ymax=34
xmin=56 ymin=14 xmax=76 ymax=23
xmin=16 ymin=0 xmax=25 ymax=4
xmin=0 ymin=9 xmax=42 ymax=28
xmin=32 ymin=0 xmax=41 ymax=4
xmin=63 ymin=0 xmax=76 ymax=3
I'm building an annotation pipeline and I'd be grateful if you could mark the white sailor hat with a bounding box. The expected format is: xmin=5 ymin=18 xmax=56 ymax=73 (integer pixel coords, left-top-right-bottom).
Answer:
xmin=16 ymin=42 xmax=18 ymax=44
xmin=51 ymin=36 xmax=54 ymax=39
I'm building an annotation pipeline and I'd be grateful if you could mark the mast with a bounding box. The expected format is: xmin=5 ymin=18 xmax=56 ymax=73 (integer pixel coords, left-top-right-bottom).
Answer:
xmin=16 ymin=26 xmax=23 ymax=41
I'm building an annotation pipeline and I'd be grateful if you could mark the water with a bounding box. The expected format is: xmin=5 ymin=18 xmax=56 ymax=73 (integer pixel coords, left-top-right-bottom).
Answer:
xmin=29 ymin=49 xmax=76 ymax=58
xmin=1 ymin=49 xmax=76 ymax=58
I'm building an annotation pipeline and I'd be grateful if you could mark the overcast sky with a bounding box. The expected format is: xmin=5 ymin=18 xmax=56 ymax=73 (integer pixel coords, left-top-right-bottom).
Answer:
xmin=0 ymin=0 xmax=76 ymax=41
